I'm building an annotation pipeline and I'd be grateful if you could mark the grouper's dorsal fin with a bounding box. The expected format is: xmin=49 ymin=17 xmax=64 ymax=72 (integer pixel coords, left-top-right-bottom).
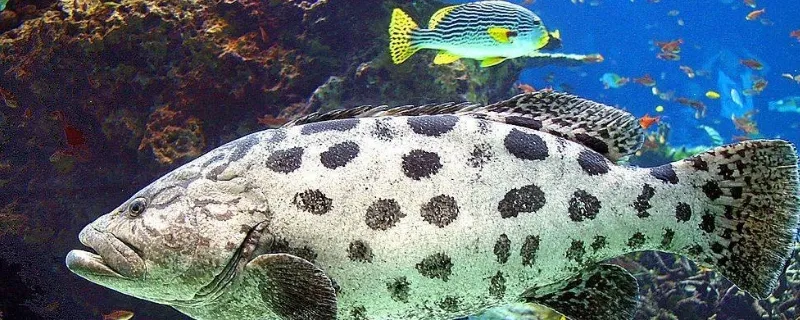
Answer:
xmin=283 ymin=102 xmax=483 ymax=127
xmin=521 ymin=264 xmax=639 ymax=320
xmin=285 ymin=91 xmax=642 ymax=161
xmin=478 ymin=91 xmax=644 ymax=161
xmin=244 ymin=253 xmax=337 ymax=320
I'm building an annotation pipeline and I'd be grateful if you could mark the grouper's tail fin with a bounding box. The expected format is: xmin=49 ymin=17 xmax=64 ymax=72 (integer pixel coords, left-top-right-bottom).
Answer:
xmin=389 ymin=8 xmax=421 ymax=64
xmin=674 ymin=140 xmax=798 ymax=299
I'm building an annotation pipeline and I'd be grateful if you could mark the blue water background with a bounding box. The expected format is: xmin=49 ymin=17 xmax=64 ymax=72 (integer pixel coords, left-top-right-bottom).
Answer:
xmin=447 ymin=0 xmax=800 ymax=148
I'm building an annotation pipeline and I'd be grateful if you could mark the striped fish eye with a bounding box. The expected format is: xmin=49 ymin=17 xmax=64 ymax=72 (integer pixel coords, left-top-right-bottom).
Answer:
xmin=532 ymin=20 xmax=541 ymax=26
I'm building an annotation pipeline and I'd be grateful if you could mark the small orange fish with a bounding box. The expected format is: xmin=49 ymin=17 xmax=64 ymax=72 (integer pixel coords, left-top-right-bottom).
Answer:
xmin=656 ymin=52 xmax=680 ymax=61
xmin=743 ymin=0 xmax=756 ymax=8
xmin=103 ymin=310 xmax=134 ymax=320
xmin=639 ymin=114 xmax=660 ymax=129
xmin=752 ymin=77 xmax=768 ymax=92
xmin=257 ymin=114 xmax=289 ymax=127
xmin=679 ymin=65 xmax=695 ymax=78
xmin=633 ymin=74 xmax=656 ymax=87
xmin=740 ymin=58 xmax=763 ymax=70
xmin=790 ymin=29 xmax=800 ymax=42
xmin=654 ymin=39 xmax=683 ymax=53
xmin=745 ymin=8 xmax=765 ymax=21
xmin=516 ymin=83 xmax=536 ymax=93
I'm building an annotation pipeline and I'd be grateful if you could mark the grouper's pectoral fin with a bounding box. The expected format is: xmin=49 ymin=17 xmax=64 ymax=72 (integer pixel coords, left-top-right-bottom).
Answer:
xmin=520 ymin=264 xmax=638 ymax=320
xmin=244 ymin=253 xmax=337 ymax=320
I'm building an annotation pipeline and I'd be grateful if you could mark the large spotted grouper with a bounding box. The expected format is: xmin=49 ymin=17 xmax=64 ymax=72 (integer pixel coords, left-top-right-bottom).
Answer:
xmin=66 ymin=91 xmax=799 ymax=320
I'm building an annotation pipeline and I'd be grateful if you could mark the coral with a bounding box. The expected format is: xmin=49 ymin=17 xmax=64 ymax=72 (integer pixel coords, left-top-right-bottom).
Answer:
xmin=139 ymin=105 xmax=205 ymax=165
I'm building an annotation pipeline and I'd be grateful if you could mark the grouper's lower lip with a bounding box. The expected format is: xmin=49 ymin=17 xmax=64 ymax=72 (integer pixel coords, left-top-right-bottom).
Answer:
xmin=65 ymin=226 xmax=146 ymax=280
xmin=66 ymin=250 xmax=126 ymax=278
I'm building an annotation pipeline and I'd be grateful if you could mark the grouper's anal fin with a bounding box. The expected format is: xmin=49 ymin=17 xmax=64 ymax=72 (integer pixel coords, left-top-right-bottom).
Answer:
xmin=520 ymin=264 xmax=639 ymax=320
xmin=285 ymin=91 xmax=643 ymax=161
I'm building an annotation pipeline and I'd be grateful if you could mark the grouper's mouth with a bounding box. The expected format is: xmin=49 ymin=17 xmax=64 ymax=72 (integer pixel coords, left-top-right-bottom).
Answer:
xmin=66 ymin=226 xmax=146 ymax=280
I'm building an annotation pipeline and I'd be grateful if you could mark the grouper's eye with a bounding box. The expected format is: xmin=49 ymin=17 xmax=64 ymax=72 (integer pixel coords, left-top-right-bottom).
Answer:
xmin=127 ymin=198 xmax=147 ymax=218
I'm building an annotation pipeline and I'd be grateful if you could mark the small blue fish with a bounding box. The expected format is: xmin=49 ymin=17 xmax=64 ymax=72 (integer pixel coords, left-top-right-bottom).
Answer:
xmin=0 ymin=0 xmax=8 ymax=11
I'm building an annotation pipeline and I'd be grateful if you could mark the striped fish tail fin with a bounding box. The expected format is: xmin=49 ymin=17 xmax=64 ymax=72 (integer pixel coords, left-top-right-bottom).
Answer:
xmin=389 ymin=8 xmax=422 ymax=64
xmin=670 ymin=140 xmax=799 ymax=299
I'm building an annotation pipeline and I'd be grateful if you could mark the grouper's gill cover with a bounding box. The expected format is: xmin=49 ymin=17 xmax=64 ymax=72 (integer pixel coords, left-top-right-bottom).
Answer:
xmin=66 ymin=91 xmax=799 ymax=320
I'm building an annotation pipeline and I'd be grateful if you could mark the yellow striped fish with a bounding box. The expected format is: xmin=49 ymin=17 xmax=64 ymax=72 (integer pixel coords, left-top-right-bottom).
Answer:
xmin=389 ymin=1 xmax=561 ymax=67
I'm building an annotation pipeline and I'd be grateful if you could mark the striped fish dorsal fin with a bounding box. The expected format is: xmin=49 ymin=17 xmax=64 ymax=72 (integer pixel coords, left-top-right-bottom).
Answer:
xmin=284 ymin=92 xmax=643 ymax=161
xmin=428 ymin=5 xmax=458 ymax=29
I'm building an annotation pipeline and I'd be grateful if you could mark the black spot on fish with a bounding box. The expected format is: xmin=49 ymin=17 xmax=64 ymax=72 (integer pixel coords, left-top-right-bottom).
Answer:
xmin=347 ymin=240 xmax=373 ymax=263
xmin=467 ymin=143 xmax=494 ymax=168
xmin=504 ymin=128 xmax=549 ymax=161
xmin=301 ymin=118 xmax=360 ymax=135
xmin=565 ymin=240 xmax=585 ymax=264
xmin=730 ymin=186 xmax=743 ymax=199
xmin=386 ymin=277 xmax=410 ymax=303
xmin=590 ymin=235 xmax=607 ymax=253
xmin=675 ymin=202 xmax=692 ymax=222
xmin=718 ymin=164 xmax=735 ymax=181
xmin=365 ymin=198 xmax=406 ymax=231
xmin=505 ymin=116 xmax=542 ymax=130
xmin=266 ymin=147 xmax=304 ymax=173
xmin=416 ymin=253 xmax=453 ymax=281
xmin=711 ymin=242 xmax=724 ymax=254
xmin=649 ymin=164 xmax=679 ymax=184
xmin=702 ymin=181 xmax=723 ymax=200
xmin=577 ymin=149 xmax=610 ymax=175
xmin=407 ymin=115 xmax=459 ymax=136
xmin=320 ymin=141 xmax=360 ymax=169
xmin=489 ymin=271 xmax=506 ymax=299
xmin=402 ymin=149 xmax=442 ymax=180
xmin=574 ymin=133 xmax=609 ymax=156
xmin=633 ymin=184 xmax=656 ymax=218
xmin=292 ymin=189 xmax=333 ymax=215
xmin=700 ymin=211 xmax=716 ymax=233
xmin=498 ymin=184 xmax=546 ymax=218
xmin=436 ymin=296 xmax=461 ymax=313
xmin=687 ymin=155 xmax=709 ymax=171
xmin=266 ymin=129 xmax=287 ymax=143
xmin=687 ymin=244 xmax=704 ymax=256
xmin=494 ymin=234 xmax=511 ymax=264
xmin=627 ymin=232 xmax=646 ymax=249
xmin=372 ymin=119 xmax=394 ymax=141
xmin=230 ymin=134 xmax=260 ymax=162
xmin=568 ymin=189 xmax=601 ymax=222
xmin=420 ymin=195 xmax=459 ymax=228
xmin=661 ymin=228 xmax=675 ymax=249
xmin=520 ymin=235 xmax=540 ymax=267
xmin=350 ymin=306 xmax=368 ymax=320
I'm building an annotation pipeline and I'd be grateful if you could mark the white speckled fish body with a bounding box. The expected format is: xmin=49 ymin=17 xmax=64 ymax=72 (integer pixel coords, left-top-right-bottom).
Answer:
xmin=66 ymin=92 xmax=799 ymax=320
xmin=211 ymin=115 xmax=685 ymax=319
